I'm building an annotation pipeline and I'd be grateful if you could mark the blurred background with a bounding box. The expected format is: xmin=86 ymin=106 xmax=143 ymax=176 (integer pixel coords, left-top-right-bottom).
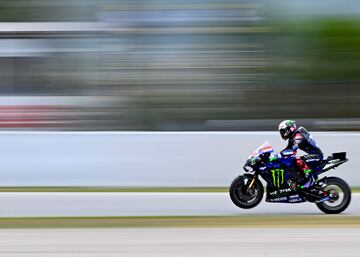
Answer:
xmin=0 ymin=0 xmax=358 ymax=131
xmin=0 ymin=3 xmax=358 ymax=256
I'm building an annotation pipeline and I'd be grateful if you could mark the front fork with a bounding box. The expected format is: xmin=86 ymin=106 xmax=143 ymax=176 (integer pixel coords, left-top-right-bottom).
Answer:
xmin=246 ymin=171 xmax=259 ymax=194
xmin=248 ymin=176 xmax=257 ymax=189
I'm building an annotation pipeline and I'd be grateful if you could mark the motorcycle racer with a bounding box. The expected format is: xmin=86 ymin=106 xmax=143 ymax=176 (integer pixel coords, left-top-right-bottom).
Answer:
xmin=278 ymin=120 xmax=324 ymax=188
xmin=230 ymin=131 xmax=351 ymax=213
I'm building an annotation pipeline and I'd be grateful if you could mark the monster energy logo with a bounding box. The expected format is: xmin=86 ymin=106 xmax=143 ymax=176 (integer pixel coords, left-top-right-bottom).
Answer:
xmin=270 ymin=169 xmax=284 ymax=188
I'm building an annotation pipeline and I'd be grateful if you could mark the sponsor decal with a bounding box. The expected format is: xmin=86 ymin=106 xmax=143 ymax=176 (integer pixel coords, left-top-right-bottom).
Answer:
xmin=279 ymin=188 xmax=292 ymax=194
xmin=269 ymin=196 xmax=287 ymax=202
xmin=289 ymin=198 xmax=303 ymax=203
xmin=289 ymin=194 xmax=300 ymax=199
xmin=269 ymin=191 xmax=277 ymax=196
xmin=268 ymin=194 xmax=304 ymax=203
xmin=305 ymin=159 xmax=319 ymax=162
xmin=269 ymin=188 xmax=292 ymax=197
xmin=270 ymin=169 xmax=284 ymax=188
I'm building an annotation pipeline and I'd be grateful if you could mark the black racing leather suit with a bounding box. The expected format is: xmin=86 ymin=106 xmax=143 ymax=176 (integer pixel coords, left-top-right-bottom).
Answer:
xmin=281 ymin=127 xmax=323 ymax=175
xmin=282 ymin=127 xmax=323 ymax=158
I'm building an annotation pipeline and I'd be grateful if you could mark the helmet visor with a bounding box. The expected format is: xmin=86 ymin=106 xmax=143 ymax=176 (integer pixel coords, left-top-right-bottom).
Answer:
xmin=279 ymin=128 xmax=288 ymax=140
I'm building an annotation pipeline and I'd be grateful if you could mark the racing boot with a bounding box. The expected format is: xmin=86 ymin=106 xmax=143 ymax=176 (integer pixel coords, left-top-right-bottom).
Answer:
xmin=300 ymin=173 xmax=315 ymax=189
xmin=296 ymin=158 xmax=314 ymax=189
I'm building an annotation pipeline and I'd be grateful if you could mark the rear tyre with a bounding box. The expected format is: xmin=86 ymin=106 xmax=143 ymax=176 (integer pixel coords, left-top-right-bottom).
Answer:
xmin=229 ymin=175 xmax=264 ymax=209
xmin=316 ymin=177 xmax=351 ymax=214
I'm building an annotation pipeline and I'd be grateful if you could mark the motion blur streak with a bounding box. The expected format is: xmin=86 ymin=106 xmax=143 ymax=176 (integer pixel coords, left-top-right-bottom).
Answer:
xmin=0 ymin=132 xmax=358 ymax=187
xmin=0 ymin=192 xmax=359 ymax=217
xmin=0 ymin=0 xmax=358 ymax=131
xmin=0 ymin=3 xmax=359 ymax=256
xmin=0 ymin=228 xmax=358 ymax=257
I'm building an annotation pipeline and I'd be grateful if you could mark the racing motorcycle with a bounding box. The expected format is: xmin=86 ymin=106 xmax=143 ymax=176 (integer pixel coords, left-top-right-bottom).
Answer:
xmin=229 ymin=142 xmax=351 ymax=214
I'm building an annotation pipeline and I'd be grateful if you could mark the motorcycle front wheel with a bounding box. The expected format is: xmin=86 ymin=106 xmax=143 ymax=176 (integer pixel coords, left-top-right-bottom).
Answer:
xmin=229 ymin=175 xmax=264 ymax=209
xmin=316 ymin=177 xmax=351 ymax=214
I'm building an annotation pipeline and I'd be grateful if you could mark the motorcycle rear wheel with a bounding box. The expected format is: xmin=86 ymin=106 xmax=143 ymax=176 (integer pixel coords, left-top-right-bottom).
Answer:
xmin=229 ymin=175 xmax=264 ymax=209
xmin=316 ymin=177 xmax=351 ymax=214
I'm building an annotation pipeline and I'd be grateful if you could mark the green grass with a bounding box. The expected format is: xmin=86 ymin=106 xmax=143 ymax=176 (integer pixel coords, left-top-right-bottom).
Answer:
xmin=0 ymin=186 xmax=358 ymax=193
xmin=0 ymin=215 xmax=358 ymax=229
xmin=352 ymin=187 xmax=360 ymax=193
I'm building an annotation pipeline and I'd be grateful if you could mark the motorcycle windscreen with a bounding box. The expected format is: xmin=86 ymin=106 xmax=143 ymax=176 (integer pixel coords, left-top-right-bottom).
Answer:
xmin=249 ymin=141 xmax=275 ymax=158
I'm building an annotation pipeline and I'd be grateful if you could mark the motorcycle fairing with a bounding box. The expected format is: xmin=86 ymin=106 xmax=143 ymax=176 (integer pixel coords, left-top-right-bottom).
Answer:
xmin=266 ymin=186 xmax=306 ymax=203
xmin=266 ymin=194 xmax=305 ymax=203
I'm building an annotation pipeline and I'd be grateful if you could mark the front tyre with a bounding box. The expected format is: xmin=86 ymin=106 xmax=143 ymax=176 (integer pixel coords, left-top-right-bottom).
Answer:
xmin=229 ymin=175 xmax=264 ymax=209
xmin=316 ymin=177 xmax=351 ymax=214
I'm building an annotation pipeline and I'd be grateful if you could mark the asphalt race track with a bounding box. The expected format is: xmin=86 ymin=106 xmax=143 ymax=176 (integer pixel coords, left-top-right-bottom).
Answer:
xmin=0 ymin=193 xmax=359 ymax=257
xmin=0 ymin=192 xmax=358 ymax=217
xmin=0 ymin=227 xmax=358 ymax=257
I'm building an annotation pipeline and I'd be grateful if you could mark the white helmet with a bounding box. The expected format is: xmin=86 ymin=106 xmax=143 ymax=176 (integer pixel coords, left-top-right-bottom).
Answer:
xmin=278 ymin=120 xmax=297 ymax=140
